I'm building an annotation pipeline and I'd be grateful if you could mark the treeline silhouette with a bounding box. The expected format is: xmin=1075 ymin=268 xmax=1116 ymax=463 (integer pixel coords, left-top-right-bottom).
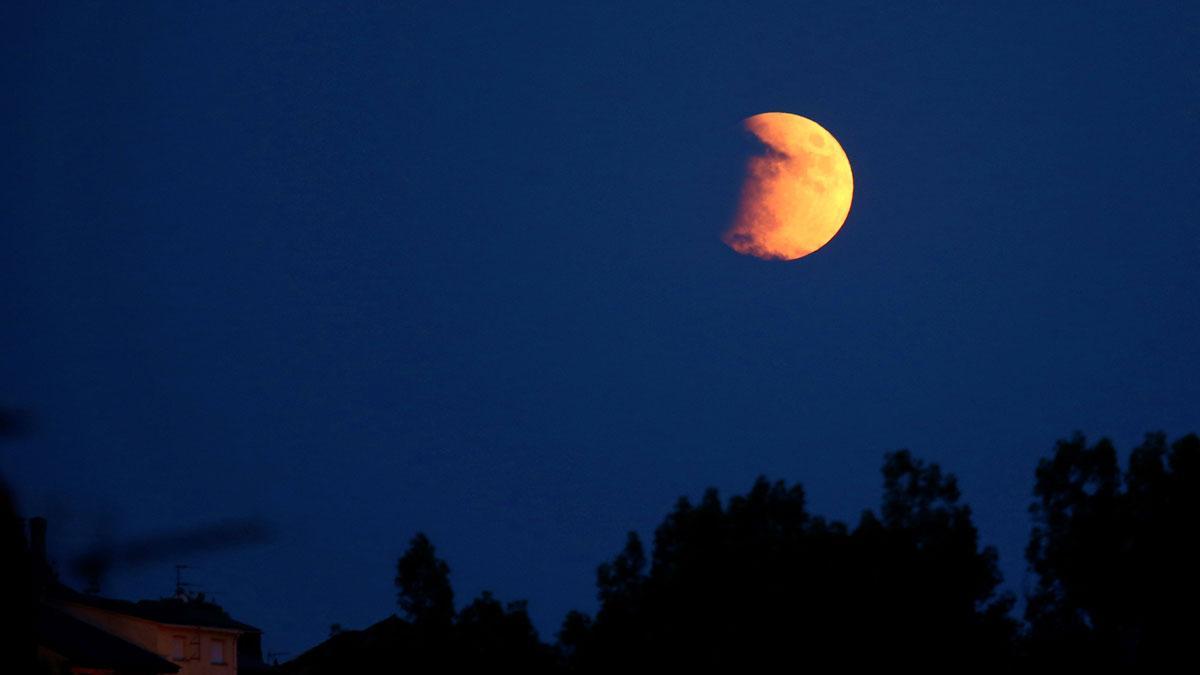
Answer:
xmin=1024 ymin=432 xmax=1198 ymax=668
xmin=559 ymin=450 xmax=1016 ymax=671
xmin=6 ymin=429 xmax=1197 ymax=671
xmin=275 ymin=431 xmax=1198 ymax=672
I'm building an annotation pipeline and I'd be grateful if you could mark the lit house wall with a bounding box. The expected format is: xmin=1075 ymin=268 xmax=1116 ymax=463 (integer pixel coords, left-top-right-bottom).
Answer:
xmin=58 ymin=602 xmax=241 ymax=675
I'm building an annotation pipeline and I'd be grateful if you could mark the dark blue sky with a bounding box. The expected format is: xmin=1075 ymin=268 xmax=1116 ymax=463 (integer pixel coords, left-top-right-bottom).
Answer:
xmin=3 ymin=1 xmax=1197 ymax=656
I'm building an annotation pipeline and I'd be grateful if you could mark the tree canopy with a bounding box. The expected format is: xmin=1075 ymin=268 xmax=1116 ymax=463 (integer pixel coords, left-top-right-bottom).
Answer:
xmin=561 ymin=451 xmax=1015 ymax=671
xmin=1025 ymin=432 xmax=1199 ymax=667
xmin=394 ymin=532 xmax=454 ymax=627
xmin=279 ymin=430 xmax=1197 ymax=672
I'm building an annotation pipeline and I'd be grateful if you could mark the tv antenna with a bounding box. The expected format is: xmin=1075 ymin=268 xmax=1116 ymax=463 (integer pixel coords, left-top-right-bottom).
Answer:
xmin=174 ymin=564 xmax=197 ymax=599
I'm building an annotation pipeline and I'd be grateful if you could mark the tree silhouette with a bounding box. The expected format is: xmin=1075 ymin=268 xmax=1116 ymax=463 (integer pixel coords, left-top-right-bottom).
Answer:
xmin=555 ymin=610 xmax=591 ymax=667
xmin=395 ymin=532 xmax=454 ymax=627
xmin=1 ymin=406 xmax=38 ymax=673
xmin=0 ymin=480 xmax=37 ymax=674
xmin=561 ymin=452 xmax=1015 ymax=671
xmin=855 ymin=450 xmax=1015 ymax=664
xmin=457 ymin=591 xmax=554 ymax=671
xmin=279 ymin=431 xmax=1200 ymax=672
xmin=1025 ymin=432 xmax=1200 ymax=667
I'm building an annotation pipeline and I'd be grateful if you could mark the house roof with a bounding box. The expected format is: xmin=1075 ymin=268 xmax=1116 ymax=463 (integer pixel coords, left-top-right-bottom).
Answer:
xmin=53 ymin=584 xmax=261 ymax=633
xmin=279 ymin=615 xmax=414 ymax=674
xmin=38 ymin=604 xmax=181 ymax=674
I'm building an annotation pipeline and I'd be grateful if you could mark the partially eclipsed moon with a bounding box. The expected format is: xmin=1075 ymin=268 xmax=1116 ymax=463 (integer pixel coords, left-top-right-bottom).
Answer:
xmin=723 ymin=112 xmax=853 ymax=261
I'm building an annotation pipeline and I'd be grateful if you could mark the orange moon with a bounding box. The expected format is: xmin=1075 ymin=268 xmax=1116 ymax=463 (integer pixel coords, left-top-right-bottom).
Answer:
xmin=723 ymin=113 xmax=853 ymax=261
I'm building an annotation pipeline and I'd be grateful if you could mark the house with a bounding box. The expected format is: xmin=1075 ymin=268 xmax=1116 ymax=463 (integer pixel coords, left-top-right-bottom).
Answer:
xmin=50 ymin=587 xmax=267 ymax=675
xmin=275 ymin=615 xmax=412 ymax=675
xmin=36 ymin=604 xmax=181 ymax=675
xmin=29 ymin=517 xmax=270 ymax=675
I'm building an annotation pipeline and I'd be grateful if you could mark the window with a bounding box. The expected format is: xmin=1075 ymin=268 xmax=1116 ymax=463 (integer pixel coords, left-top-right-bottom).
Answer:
xmin=171 ymin=636 xmax=186 ymax=660
xmin=211 ymin=639 xmax=225 ymax=665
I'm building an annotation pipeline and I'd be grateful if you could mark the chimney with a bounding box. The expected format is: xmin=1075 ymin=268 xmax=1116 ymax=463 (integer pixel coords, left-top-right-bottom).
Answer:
xmin=29 ymin=516 xmax=47 ymax=567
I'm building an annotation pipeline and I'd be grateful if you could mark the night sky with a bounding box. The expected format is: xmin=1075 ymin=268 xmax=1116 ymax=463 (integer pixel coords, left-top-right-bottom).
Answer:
xmin=3 ymin=1 xmax=1197 ymax=657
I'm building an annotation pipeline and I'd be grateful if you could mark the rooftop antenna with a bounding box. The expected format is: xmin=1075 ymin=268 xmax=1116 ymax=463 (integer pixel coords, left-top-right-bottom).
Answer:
xmin=174 ymin=564 xmax=197 ymax=599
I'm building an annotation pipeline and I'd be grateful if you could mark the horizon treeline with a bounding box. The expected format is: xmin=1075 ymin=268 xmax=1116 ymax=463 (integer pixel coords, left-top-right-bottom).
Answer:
xmin=277 ymin=430 xmax=1198 ymax=672
xmin=6 ymin=429 xmax=1197 ymax=671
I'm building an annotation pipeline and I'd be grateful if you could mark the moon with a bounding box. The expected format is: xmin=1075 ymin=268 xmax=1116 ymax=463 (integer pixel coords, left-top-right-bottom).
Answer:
xmin=723 ymin=113 xmax=853 ymax=261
